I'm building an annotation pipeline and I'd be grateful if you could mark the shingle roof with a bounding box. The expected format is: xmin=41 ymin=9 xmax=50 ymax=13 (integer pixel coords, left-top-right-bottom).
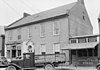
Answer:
xmin=6 ymin=2 xmax=77 ymax=29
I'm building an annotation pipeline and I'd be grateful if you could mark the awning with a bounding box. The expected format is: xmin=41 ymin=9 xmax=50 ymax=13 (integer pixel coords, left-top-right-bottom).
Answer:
xmin=61 ymin=42 xmax=99 ymax=50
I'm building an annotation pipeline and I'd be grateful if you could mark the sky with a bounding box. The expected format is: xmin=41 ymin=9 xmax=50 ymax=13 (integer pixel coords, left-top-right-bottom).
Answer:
xmin=0 ymin=0 xmax=100 ymax=34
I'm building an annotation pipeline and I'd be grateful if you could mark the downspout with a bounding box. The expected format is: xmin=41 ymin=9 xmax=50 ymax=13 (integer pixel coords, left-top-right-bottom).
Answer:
xmin=67 ymin=10 xmax=72 ymax=65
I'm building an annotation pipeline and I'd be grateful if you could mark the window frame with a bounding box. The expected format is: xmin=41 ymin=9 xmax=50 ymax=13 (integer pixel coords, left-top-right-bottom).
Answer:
xmin=53 ymin=43 xmax=60 ymax=54
xmin=17 ymin=28 xmax=21 ymax=40
xmin=53 ymin=21 xmax=60 ymax=36
xmin=40 ymin=24 xmax=45 ymax=37
xmin=41 ymin=44 xmax=46 ymax=54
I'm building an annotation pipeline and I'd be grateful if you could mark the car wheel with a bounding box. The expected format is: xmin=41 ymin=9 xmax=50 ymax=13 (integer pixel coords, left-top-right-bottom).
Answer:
xmin=44 ymin=64 xmax=55 ymax=70
xmin=7 ymin=66 xmax=17 ymax=70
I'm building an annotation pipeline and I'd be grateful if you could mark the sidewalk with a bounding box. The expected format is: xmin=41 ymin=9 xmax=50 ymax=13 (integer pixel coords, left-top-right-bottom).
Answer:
xmin=56 ymin=65 xmax=97 ymax=70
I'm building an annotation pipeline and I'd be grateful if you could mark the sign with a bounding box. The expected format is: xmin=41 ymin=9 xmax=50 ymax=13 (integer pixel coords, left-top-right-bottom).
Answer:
xmin=78 ymin=57 xmax=98 ymax=66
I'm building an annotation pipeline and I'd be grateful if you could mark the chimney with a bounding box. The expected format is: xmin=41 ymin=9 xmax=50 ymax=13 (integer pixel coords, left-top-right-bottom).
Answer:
xmin=78 ymin=0 xmax=84 ymax=5
xmin=23 ymin=12 xmax=31 ymax=17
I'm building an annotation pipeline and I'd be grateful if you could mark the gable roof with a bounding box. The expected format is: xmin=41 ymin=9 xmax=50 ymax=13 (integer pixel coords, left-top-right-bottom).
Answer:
xmin=6 ymin=2 xmax=77 ymax=30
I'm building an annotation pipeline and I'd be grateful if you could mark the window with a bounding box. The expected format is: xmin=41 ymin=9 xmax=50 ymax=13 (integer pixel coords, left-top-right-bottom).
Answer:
xmin=70 ymin=39 xmax=77 ymax=43
xmin=94 ymin=46 xmax=98 ymax=56
xmin=40 ymin=24 xmax=45 ymax=37
xmin=88 ymin=37 xmax=97 ymax=42
xmin=28 ymin=45 xmax=32 ymax=52
xmin=18 ymin=50 xmax=21 ymax=56
xmin=78 ymin=38 xmax=86 ymax=43
xmin=77 ymin=50 xmax=83 ymax=57
xmin=53 ymin=43 xmax=60 ymax=54
xmin=53 ymin=21 xmax=60 ymax=35
xmin=18 ymin=35 xmax=21 ymax=40
xmin=7 ymin=50 xmax=10 ymax=58
xmin=82 ymin=12 xmax=85 ymax=20
xmin=28 ymin=26 xmax=32 ymax=38
xmin=88 ymin=48 xmax=93 ymax=57
xmin=17 ymin=28 xmax=21 ymax=40
xmin=12 ymin=50 xmax=16 ymax=58
xmin=83 ymin=16 xmax=85 ymax=20
xmin=8 ymin=31 xmax=12 ymax=40
xmin=41 ymin=44 xmax=46 ymax=55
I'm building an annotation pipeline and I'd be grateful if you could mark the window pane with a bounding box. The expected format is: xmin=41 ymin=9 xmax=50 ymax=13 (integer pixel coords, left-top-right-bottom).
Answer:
xmin=41 ymin=24 xmax=45 ymax=37
xmin=7 ymin=50 xmax=10 ymax=58
xmin=94 ymin=46 xmax=98 ymax=56
xmin=12 ymin=50 xmax=16 ymax=58
xmin=53 ymin=21 xmax=60 ymax=35
xmin=18 ymin=50 xmax=21 ymax=56
xmin=88 ymin=37 xmax=97 ymax=42
xmin=41 ymin=44 xmax=46 ymax=53
xmin=88 ymin=49 xmax=93 ymax=57
xmin=82 ymin=49 xmax=87 ymax=57
xmin=53 ymin=43 xmax=60 ymax=53
xmin=70 ymin=39 xmax=77 ymax=43
xmin=78 ymin=38 xmax=86 ymax=43
xmin=17 ymin=28 xmax=21 ymax=40
xmin=78 ymin=50 xmax=83 ymax=57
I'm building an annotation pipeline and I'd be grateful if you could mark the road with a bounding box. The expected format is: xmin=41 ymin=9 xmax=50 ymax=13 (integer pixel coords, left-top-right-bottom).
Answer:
xmin=0 ymin=66 xmax=97 ymax=70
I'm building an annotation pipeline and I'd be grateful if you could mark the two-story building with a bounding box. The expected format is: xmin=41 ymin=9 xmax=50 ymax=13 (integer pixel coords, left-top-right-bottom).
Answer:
xmin=62 ymin=34 xmax=100 ymax=66
xmin=5 ymin=0 xmax=93 ymax=65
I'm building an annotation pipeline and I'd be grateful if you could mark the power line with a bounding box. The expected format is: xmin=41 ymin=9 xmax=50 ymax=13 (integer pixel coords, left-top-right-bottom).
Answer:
xmin=19 ymin=0 xmax=38 ymax=14
xmin=1 ymin=0 xmax=21 ymax=16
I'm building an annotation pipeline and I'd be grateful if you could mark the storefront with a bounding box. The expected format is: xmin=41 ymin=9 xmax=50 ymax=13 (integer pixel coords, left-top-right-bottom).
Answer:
xmin=6 ymin=41 xmax=22 ymax=59
xmin=62 ymin=42 xmax=99 ymax=66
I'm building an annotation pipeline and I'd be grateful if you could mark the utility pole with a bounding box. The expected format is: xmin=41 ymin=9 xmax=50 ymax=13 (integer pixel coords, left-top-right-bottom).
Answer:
xmin=98 ymin=15 xmax=100 ymax=62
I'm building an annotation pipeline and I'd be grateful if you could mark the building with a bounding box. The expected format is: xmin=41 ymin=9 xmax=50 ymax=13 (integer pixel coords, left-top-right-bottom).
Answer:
xmin=0 ymin=26 xmax=5 ymax=56
xmin=62 ymin=34 xmax=100 ymax=66
xmin=5 ymin=0 xmax=93 ymax=65
xmin=0 ymin=35 xmax=5 ymax=56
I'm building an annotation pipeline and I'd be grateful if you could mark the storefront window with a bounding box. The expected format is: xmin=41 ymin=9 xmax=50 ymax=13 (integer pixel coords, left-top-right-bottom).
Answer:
xmin=12 ymin=50 xmax=16 ymax=58
xmin=78 ymin=50 xmax=83 ymax=57
xmin=88 ymin=48 xmax=93 ymax=57
xmin=94 ymin=46 xmax=98 ymax=56
xmin=71 ymin=50 xmax=76 ymax=55
xmin=77 ymin=48 xmax=97 ymax=57
xmin=82 ymin=49 xmax=87 ymax=57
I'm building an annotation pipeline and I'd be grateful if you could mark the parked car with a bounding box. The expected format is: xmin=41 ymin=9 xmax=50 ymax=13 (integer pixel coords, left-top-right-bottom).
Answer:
xmin=0 ymin=56 xmax=8 ymax=68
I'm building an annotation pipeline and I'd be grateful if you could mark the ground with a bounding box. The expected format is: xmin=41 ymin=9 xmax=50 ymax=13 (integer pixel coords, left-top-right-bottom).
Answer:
xmin=0 ymin=66 xmax=97 ymax=70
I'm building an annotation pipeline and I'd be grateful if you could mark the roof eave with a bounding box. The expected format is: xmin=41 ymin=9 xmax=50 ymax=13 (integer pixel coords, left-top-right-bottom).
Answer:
xmin=5 ymin=13 xmax=69 ymax=30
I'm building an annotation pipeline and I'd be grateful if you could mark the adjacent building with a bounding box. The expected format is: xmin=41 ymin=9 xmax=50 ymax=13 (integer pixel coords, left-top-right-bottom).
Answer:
xmin=5 ymin=0 xmax=93 ymax=65
xmin=0 ymin=26 xmax=5 ymax=56
xmin=62 ymin=34 xmax=100 ymax=66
